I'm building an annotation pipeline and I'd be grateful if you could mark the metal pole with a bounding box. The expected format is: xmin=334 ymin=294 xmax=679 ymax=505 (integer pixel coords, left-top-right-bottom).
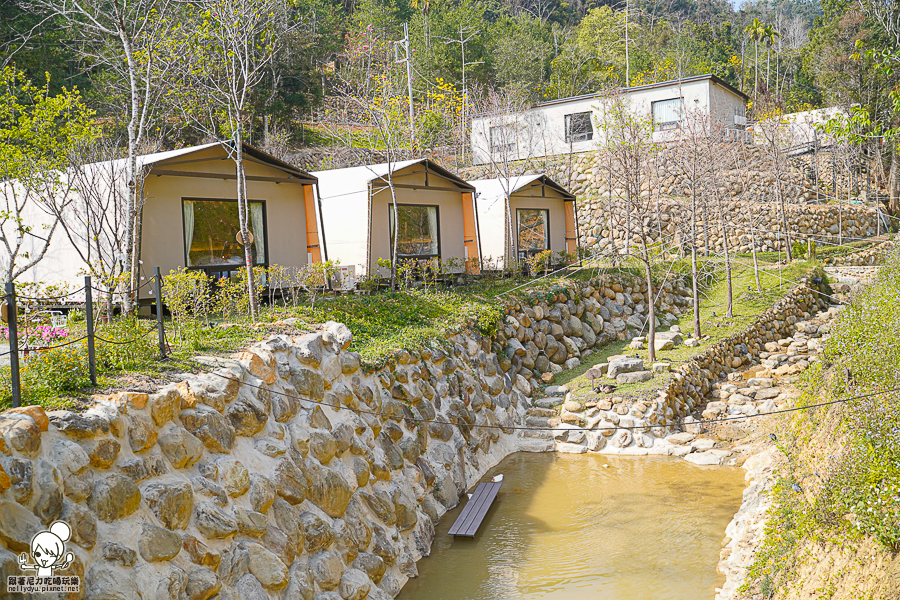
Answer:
xmin=154 ymin=267 xmax=166 ymax=358
xmin=6 ymin=282 xmax=20 ymax=408
xmin=84 ymin=276 xmax=97 ymax=386
xmin=403 ymin=22 xmax=415 ymax=145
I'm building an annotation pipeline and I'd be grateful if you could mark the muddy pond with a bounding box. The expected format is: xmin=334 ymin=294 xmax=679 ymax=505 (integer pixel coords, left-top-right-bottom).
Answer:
xmin=398 ymin=452 xmax=745 ymax=600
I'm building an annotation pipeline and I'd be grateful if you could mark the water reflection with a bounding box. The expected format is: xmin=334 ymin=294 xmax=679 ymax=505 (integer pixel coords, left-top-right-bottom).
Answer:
xmin=399 ymin=453 xmax=744 ymax=600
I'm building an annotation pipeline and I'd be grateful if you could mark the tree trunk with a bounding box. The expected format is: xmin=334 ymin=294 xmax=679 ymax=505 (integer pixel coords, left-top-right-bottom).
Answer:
xmin=234 ymin=141 xmax=258 ymax=321
xmin=775 ymin=154 xmax=792 ymax=261
xmin=389 ymin=175 xmax=400 ymax=290
xmin=121 ymin=30 xmax=139 ymax=314
xmin=720 ymin=200 xmax=733 ymax=318
xmin=754 ymin=42 xmax=759 ymax=97
xmin=691 ymin=184 xmax=701 ymax=339
xmin=890 ymin=138 xmax=900 ymax=216
xmin=643 ymin=243 xmax=656 ymax=363
xmin=691 ymin=245 xmax=700 ymax=339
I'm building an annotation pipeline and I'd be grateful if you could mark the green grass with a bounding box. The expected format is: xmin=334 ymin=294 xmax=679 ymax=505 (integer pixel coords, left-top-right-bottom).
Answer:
xmin=552 ymin=255 xmax=821 ymax=399
xmin=0 ymin=255 xmax=827 ymax=410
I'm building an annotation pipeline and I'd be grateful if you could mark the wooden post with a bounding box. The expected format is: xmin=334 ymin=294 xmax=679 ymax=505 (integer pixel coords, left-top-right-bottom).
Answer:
xmin=154 ymin=267 xmax=167 ymax=359
xmin=6 ymin=282 xmax=20 ymax=408
xmin=84 ymin=276 xmax=97 ymax=386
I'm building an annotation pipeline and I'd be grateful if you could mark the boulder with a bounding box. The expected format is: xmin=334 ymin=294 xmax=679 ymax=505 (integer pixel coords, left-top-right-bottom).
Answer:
xmin=607 ymin=357 xmax=644 ymax=378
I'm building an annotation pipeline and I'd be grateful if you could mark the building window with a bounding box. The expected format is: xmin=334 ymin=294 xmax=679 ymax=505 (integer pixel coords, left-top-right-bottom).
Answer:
xmin=389 ymin=204 xmax=440 ymax=259
xmin=489 ymin=125 xmax=516 ymax=154
xmin=183 ymin=199 xmax=266 ymax=269
xmin=517 ymin=209 xmax=549 ymax=255
xmin=652 ymin=98 xmax=682 ymax=131
xmin=564 ymin=112 xmax=593 ymax=143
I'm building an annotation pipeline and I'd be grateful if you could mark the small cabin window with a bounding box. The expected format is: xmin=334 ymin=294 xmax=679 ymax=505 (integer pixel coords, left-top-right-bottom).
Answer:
xmin=564 ymin=112 xmax=593 ymax=143
xmin=183 ymin=199 xmax=267 ymax=270
xmin=489 ymin=125 xmax=516 ymax=154
xmin=390 ymin=204 xmax=440 ymax=259
xmin=517 ymin=209 xmax=549 ymax=255
xmin=652 ymin=98 xmax=682 ymax=131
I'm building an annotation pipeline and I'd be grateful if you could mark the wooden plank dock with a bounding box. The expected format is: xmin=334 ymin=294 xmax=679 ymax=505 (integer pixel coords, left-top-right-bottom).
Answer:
xmin=448 ymin=481 xmax=502 ymax=537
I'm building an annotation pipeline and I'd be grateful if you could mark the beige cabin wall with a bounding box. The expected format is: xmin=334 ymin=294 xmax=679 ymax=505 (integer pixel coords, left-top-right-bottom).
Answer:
xmin=138 ymin=158 xmax=310 ymax=299
xmin=367 ymin=169 xmax=468 ymax=273
xmin=509 ymin=187 xmax=568 ymax=254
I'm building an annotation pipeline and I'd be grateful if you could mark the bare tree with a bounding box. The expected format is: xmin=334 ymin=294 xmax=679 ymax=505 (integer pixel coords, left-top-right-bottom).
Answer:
xmin=702 ymin=124 xmax=735 ymax=317
xmin=667 ymin=107 xmax=711 ymax=340
xmin=321 ymin=28 xmax=414 ymax=289
xmin=754 ymin=106 xmax=794 ymax=260
xmin=56 ymin=137 xmax=142 ymax=318
xmin=728 ymin=140 xmax=763 ymax=292
xmin=470 ymin=85 xmax=550 ymax=269
xmin=597 ymin=94 xmax=660 ymax=361
xmin=0 ymin=166 xmax=74 ymax=284
xmin=167 ymin=0 xmax=299 ymax=319
xmin=25 ymin=0 xmax=174 ymax=312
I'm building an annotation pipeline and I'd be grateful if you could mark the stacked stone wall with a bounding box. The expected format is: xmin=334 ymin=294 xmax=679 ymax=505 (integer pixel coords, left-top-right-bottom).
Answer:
xmin=458 ymin=146 xmax=881 ymax=256
xmin=578 ymin=199 xmax=879 ymax=255
xmin=0 ymin=272 xmax=826 ymax=600
xmin=825 ymin=239 xmax=895 ymax=266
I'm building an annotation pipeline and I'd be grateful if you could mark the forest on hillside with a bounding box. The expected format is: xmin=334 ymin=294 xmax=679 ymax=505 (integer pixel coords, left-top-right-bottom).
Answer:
xmin=1 ymin=0 xmax=897 ymax=154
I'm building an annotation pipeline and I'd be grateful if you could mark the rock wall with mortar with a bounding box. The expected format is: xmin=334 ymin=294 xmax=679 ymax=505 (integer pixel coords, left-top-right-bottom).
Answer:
xmin=0 ymin=272 xmax=696 ymax=600
xmin=0 ymin=321 xmax=533 ymax=600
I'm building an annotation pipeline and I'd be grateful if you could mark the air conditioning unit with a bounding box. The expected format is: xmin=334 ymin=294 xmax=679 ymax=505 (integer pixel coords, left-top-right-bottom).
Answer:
xmin=333 ymin=265 xmax=357 ymax=291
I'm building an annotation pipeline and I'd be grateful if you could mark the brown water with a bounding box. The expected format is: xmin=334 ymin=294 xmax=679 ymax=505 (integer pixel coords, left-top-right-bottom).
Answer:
xmin=399 ymin=452 xmax=745 ymax=600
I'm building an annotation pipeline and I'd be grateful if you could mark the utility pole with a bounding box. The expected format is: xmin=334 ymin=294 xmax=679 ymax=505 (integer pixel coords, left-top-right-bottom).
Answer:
xmin=624 ymin=0 xmax=630 ymax=85
xmin=396 ymin=23 xmax=416 ymax=144
xmin=438 ymin=24 xmax=482 ymax=162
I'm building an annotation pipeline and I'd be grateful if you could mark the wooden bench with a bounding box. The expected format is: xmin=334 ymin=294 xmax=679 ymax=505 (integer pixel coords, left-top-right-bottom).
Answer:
xmin=448 ymin=481 xmax=502 ymax=537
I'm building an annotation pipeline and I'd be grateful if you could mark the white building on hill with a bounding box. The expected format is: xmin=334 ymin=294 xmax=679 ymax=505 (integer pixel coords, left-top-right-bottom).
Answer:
xmin=470 ymin=74 xmax=749 ymax=165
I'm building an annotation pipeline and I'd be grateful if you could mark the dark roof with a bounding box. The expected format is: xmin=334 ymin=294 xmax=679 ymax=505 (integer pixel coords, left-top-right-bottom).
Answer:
xmin=531 ymin=74 xmax=749 ymax=109
xmin=238 ymin=142 xmax=318 ymax=184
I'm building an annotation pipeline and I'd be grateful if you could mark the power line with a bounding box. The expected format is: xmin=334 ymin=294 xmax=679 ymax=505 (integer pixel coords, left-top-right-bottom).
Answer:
xmin=162 ymin=354 xmax=900 ymax=435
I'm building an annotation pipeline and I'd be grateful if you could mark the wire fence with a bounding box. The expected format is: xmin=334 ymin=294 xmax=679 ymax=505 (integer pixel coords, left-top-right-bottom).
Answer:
xmin=2 ymin=269 xmax=168 ymax=408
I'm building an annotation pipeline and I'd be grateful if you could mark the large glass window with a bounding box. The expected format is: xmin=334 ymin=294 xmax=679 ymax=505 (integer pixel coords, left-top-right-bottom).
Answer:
xmin=389 ymin=204 xmax=440 ymax=259
xmin=652 ymin=98 xmax=682 ymax=131
xmin=183 ymin=199 xmax=266 ymax=268
xmin=517 ymin=209 xmax=549 ymax=253
xmin=564 ymin=112 xmax=593 ymax=142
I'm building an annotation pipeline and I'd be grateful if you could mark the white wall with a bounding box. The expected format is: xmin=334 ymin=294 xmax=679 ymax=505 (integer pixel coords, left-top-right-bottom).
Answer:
xmin=471 ymin=78 xmax=748 ymax=164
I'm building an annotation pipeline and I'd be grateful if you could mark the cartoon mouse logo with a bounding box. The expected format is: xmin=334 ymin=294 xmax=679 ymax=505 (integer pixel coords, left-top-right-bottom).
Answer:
xmin=18 ymin=521 xmax=75 ymax=577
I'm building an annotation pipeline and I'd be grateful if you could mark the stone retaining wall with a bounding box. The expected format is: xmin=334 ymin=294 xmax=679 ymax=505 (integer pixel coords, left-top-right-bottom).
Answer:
xmin=458 ymin=146 xmax=881 ymax=257
xmin=660 ymin=277 xmax=828 ymax=420
xmin=532 ymin=274 xmax=830 ymax=455
xmin=0 ymin=273 xmax=825 ymax=600
xmin=492 ymin=273 xmax=693 ymax=397
xmin=460 ymin=144 xmax=819 ymax=204
xmin=825 ymin=239 xmax=895 ymax=266
xmin=577 ymin=199 xmax=879 ymax=255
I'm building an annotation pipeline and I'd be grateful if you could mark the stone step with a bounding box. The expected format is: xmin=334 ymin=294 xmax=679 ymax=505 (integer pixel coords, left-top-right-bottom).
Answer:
xmin=518 ymin=438 xmax=555 ymax=452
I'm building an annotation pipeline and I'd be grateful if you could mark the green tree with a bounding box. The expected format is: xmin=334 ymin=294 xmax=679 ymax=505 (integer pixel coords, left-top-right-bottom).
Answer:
xmin=0 ymin=67 xmax=97 ymax=283
xmin=744 ymin=17 xmax=767 ymax=98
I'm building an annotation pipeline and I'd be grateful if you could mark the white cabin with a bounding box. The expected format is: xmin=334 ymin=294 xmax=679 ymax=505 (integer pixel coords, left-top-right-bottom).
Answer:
xmin=313 ymin=159 xmax=481 ymax=278
xmin=469 ymin=175 xmax=577 ymax=270
xmin=470 ymin=74 xmax=749 ymax=164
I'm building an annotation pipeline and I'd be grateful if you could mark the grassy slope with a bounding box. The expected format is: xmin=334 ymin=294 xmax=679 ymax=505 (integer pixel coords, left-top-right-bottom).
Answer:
xmin=0 ymin=253 xmax=829 ymax=410
xmin=553 ymin=256 xmax=820 ymax=399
